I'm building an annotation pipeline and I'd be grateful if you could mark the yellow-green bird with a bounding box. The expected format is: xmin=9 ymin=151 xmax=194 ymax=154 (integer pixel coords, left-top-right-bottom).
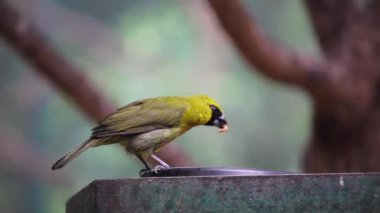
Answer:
xmin=51 ymin=95 xmax=228 ymax=171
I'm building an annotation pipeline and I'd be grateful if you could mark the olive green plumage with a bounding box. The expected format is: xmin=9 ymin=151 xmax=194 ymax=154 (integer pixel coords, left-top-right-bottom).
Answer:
xmin=52 ymin=95 xmax=228 ymax=170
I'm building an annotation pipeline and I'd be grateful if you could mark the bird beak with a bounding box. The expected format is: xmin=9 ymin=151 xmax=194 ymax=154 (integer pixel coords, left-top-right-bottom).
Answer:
xmin=214 ymin=115 xmax=228 ymax=133
xmin=219 ymin=124 xmax=228 ymax=133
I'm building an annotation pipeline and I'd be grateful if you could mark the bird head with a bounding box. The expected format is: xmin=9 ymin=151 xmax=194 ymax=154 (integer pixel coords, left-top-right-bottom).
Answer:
xmin=188 ymin=95 xmax=228 ymax=133
xmin=205 ymin=104 xmax=228 ymax=133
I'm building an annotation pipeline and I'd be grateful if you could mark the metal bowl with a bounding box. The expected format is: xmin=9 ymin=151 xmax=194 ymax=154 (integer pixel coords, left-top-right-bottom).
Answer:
xmin=140 ymin=167 xmax=291 ymax=177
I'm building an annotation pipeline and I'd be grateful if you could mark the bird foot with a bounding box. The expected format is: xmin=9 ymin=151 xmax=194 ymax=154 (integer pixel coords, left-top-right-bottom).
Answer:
xmin=153 ymin=165 xmax=167 ymax=173
xmin=139 ymin=168 xmax=150 ymax=176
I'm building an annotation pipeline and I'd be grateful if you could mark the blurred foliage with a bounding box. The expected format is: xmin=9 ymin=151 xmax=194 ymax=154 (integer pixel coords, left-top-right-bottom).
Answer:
xmin=0 ymin=0 xmax=319 ymax=212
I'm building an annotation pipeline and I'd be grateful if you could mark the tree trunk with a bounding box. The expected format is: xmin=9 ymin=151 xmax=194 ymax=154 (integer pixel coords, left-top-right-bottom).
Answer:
xmin=208 ymin=0 xmax=380 ymax=172
xmin=304 ymin=0 xmax=380 ymax=172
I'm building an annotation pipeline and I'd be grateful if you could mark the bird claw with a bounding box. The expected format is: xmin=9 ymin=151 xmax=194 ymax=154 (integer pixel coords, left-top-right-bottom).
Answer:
xmin=153 ymin=165 xmax=166 ymax=173
xmin=139 ymin=168 xmax=150 ymax=176
xmin=139 ymin=164 xmax=169 ymax=176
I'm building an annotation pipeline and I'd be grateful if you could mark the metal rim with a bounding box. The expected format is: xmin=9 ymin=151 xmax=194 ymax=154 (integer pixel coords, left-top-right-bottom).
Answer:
xmin=139 ymin=167 xmax=291 ymax=177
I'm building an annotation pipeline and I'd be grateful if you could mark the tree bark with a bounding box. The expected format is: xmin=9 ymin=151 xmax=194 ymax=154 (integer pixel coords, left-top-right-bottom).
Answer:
xmin=303 ymin=0 xmax=380 ymax=172
xmin=208 ymin=0 xmax=380 ymax=172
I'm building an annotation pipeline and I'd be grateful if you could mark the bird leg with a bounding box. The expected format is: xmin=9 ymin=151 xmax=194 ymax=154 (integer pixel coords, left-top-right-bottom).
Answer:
xmin=151 ymin=154 xmax=170 ymax=169
xmin=136 ymin=154 xmax=151 ymax=171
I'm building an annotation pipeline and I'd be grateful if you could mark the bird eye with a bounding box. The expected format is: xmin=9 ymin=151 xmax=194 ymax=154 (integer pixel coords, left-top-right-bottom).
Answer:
xmin=210 ymin=105 xmax=222 ymax=117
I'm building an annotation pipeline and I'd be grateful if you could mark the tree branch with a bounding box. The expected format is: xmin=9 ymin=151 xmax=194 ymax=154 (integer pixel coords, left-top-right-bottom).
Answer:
xmin=0 ymin=1 xmax=194 ymax=168
xmin=207 ymin=0 xmax=372 ymax=114
xmin=0 ymin=1 xmax=113 ymax=121
xmin=207 ymin=0 xmax=324 ymax=86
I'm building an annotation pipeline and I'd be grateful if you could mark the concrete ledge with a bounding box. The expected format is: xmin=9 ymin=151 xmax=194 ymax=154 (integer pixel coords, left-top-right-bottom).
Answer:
xmin=67 ymin=173 xmax=380 ymax=212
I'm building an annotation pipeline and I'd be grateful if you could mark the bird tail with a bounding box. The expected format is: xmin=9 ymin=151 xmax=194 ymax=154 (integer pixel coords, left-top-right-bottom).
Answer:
xmin=51 ymin=139 xmax=98 ymax=170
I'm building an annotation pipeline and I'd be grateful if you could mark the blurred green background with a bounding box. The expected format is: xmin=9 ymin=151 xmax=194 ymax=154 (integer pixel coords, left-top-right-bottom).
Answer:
xmin=1 ymin=0 xmax=319 ymax=212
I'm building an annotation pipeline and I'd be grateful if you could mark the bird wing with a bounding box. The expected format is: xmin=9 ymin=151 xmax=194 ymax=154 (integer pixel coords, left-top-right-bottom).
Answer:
xmin=91 ymin=99 xmax=187 ymax=138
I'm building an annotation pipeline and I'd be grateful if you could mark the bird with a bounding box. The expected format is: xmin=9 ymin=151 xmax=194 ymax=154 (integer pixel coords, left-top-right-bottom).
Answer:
xmin=51 ymin=95 xmax=228 ymax=171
